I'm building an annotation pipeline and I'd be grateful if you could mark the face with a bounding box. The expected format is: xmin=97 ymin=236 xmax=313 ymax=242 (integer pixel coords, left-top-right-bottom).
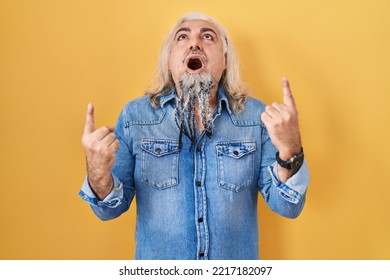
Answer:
xmin=168 ymin=19 xmax=226 ymax=89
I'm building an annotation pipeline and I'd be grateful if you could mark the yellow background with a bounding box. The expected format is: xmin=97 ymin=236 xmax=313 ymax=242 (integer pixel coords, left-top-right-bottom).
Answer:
xmin=1 ymin=0 xmax=389 ymax=259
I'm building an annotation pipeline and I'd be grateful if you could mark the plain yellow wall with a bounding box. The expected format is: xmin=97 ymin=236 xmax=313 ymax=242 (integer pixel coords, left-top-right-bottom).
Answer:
xmin=1 ymin=0 xmax=389 ymax=259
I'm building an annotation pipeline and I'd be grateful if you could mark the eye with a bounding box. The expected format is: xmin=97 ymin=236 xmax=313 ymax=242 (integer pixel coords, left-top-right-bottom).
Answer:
xmin=177 ymin=34 xmax=187 ymax=41
xmin=203 ymin=33 xmax=214 ymax=41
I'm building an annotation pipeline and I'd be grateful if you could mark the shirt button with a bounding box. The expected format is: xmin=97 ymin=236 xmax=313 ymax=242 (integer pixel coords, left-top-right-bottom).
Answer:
xmin=199 ymin=252 xmax=204 ymax=257
xmin=196 ymin=146 xmax=201 ymax=152
xmin=196 ymin=181 xmax=202 ymax=187
xmin=233 ymin=150 xmax=239 ymax=156
xmin=155 ymin=148 xmax=161 ymax=155
xmin=288 ymin=190 xmax=295 ymax=195
xmin=198 ymin=217 xmax=203 ymax=223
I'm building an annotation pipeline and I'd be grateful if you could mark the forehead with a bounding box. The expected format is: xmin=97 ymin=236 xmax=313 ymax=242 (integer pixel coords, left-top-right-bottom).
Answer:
xmin=176 ymin=19 xmax=220 ymax=34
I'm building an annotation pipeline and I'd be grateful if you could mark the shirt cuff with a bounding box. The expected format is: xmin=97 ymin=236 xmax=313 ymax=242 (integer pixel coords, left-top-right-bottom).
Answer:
xmin=78 ymin=174 xmax=124 ymax=208
xmin=268 ymin=160 xmax=310 ymax=204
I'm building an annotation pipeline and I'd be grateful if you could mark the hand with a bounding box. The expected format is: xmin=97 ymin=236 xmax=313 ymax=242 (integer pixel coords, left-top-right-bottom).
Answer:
xmin=261 ymin=77 xmax=302 ymax=160
xmin=81 ymin=103 xmax=119 ymax=199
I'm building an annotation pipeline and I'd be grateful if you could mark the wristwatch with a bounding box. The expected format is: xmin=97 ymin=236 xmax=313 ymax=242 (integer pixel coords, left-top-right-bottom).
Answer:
xmin=276 ymin=147 xmax=304 ymax=170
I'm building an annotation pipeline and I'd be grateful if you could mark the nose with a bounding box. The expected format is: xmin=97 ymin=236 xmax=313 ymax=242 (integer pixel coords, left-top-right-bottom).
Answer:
xmin=189 ymin=38 xmax=202 ymax=51
xmin=190 ymin=45 xmax=201 ymax=51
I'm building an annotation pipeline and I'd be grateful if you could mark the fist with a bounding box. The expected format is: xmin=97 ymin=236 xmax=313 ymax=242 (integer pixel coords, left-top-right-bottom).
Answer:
xmin=81 ymin=104 xmax=120 ymax=175
xmin=261 ymin=77 xmax=302 ymax=159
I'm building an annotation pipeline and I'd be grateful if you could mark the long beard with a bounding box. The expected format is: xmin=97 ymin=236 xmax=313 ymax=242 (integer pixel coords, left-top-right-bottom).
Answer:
xmin=174 ymin=72 xmax=215 ymax=148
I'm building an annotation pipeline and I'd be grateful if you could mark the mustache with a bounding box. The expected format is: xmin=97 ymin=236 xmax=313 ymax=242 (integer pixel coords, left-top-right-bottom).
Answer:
xmin=181 ymin=49 xmax=207 ymax=63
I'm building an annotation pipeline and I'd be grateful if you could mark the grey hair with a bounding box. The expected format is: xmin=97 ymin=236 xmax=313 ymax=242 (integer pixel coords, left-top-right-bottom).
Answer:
xmin=147 ymin=12 xmax=248 ymax=114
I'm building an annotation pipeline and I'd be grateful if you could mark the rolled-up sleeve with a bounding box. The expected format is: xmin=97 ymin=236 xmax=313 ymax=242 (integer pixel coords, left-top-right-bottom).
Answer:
xmin=79 ymin=174 xmax=124 ymax=208
xmin=268 ymin=160 xmax=310 ymax=204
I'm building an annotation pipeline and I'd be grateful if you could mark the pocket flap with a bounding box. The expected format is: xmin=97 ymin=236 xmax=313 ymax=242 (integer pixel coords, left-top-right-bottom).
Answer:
xmin=141 ymin=139 xmax=180 ymax=157
xmin=216 ymin=141 xmax=256 ymax=159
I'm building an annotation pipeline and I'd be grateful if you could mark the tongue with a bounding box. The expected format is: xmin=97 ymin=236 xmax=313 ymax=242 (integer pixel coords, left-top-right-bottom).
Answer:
xmin=187 ymin=58 xmax=202 ymax=70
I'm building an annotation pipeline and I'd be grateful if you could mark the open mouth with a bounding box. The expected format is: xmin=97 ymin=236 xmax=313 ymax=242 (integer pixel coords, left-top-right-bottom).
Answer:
xmin=187 ymin=58 xmax=203 ymax=71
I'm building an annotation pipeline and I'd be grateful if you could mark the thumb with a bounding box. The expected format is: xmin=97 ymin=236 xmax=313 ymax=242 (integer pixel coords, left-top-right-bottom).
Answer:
xmin=282 ymin=76 xmax=296 ymax=107
xmin=84 ymin=103 xmax=95 ymax=134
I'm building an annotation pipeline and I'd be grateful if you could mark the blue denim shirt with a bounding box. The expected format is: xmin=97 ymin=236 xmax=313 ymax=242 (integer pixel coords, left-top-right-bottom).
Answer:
xmin=79 ymin=86 xmax=310 ymax=260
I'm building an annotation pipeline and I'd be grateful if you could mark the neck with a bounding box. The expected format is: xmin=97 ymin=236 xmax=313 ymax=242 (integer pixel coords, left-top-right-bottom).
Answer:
xmin=208 ymin=87 xmax=218 ymax=110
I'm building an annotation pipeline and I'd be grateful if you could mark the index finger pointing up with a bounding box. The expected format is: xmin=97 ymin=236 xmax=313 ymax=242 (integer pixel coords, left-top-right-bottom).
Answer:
xmin=84 ymin=103 xmax=95 ymax=134
xmin=282 ymin=76 xmax=296 ymax=108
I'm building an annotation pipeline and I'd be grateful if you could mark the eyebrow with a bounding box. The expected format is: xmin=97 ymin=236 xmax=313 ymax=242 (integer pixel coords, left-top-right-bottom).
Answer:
xmin=175 ymin=27 xmax=218 ymax=37
xmin=175 ymin=27 xmax=191 ymax=35
xmin=200 ymin=27 xmax=218 ymax=36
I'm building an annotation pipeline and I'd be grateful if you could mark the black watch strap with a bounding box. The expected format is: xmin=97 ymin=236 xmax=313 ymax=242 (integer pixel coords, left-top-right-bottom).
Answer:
xmin=276 ymin=147 xmax=304 ymax=170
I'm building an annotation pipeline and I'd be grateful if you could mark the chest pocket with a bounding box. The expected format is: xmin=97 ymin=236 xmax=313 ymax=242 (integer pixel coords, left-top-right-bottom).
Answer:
xmin=216 ymin=140 xmax=256 ymax=192
xmin=141 ymin=139 xmax=180 ymax=189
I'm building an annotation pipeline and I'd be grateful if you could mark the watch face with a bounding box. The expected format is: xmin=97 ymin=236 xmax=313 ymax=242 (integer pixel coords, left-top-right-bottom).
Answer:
xmin=291 ymin=153 xmax=304 ymax=170
xmin=276 ymin=149 xmax=304 ymax=170
xmin=292 ymin=158 xmax=302 ymax=169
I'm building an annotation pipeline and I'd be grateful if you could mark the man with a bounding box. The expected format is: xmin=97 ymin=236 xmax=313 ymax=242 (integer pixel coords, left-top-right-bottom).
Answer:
xmin=79 ymin=12 xmax=309 ymax=260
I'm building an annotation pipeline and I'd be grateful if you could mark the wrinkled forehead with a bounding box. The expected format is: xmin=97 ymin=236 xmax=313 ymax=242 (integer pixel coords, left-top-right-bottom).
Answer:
xmin=175 ymin=19 xmax=222 ymax=36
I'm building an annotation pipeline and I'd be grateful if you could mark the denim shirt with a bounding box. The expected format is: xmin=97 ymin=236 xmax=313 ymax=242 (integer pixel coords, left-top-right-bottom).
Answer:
xmin=79 ymin=86 xmax=310 ymax=260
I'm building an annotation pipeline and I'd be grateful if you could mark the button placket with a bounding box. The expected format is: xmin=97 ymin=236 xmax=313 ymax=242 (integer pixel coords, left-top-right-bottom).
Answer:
xmin=193 ymin=137 xmax=209 ymax=260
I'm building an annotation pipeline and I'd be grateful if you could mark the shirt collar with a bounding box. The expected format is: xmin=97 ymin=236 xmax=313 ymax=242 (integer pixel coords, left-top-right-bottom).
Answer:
xmin=216 ymin=85 xmax=233 ymax=116
xmin=159 ymin=87 xmax=176 ymax=108
xmin=159 ymin=84 xmax=233 ymax=116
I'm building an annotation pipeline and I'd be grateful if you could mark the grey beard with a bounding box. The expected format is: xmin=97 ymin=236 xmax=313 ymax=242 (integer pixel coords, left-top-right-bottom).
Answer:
xmin=174 ymin=72 xmax=215 ymax=148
